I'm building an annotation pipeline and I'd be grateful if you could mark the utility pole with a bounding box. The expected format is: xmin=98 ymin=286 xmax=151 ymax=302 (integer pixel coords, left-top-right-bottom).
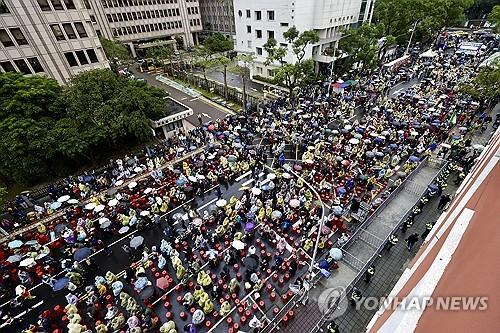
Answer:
xmin=405 ymin=21 xmax=419 ymax=55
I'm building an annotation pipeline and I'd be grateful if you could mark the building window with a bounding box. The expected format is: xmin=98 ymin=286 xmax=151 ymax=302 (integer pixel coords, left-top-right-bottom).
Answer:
xmin=256 ymin=66 xmax=263 ymax=74
xmin=0 ymin=29 xmax=14 ymax=47
xmin=83 ymin=0 xmax=91 ymax=8
xmin=9 ymin=28 xmax=28 ymax=45
xmin=267 ymin=30 xmax=274 ymax=39
xmin=96 ymin=29 xmax=102 ymax=37
xmin=246 ymin=25 xmax=251 ymax=33
xmin=62 ymin=23 xmax=77 ymax=39
xmin=74 ymin=22 xmax=88 ymax=38
xmin=267 ymin=69 xmax=274 ymax=77
xmin=63 ymin=0 xmax=75 ymax=9
xmin=50 ymin=0 xmax=64 ymax=10
xmin=0 ymin=61 xmax=15 ymax=72
xmin=255 ymin=10 xmax=261 ymax=20
xmin=267 ymin=10 xmax=274 ymax=20
xmin=37 ymin=0 xmax=51 ymax=11
xmin=256 ymin=47 xmax=262 ymax=55
xmin=50 ymin=24 xmax=65 ymax=40
xmin=75 ymin=50 xmax=89 ymax=65
xmin=0 ymin=0 xmax=9 ymax=14
xmin=64 ymin=52 xmax=78 ymax=66
xmin=27 ymin=57 xmax=44 ymax=72
xmin=14 ymin=59 xmax=32 ymax=74
xmin=246 ymin=9 xmax=250 ymax=18
xmin=247 ymin=40 xmax=252 ymax=48
xmin=256 ymin=29 xmax=262 ymax=38
xmin=280 ymin=22 xmax=289 ymax=27
xmin=280 ymin=43 xmax=287 ymax=48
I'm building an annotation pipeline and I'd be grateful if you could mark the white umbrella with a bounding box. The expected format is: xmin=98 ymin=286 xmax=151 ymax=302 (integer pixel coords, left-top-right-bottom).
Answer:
xmin=99 ymin=217 xmax=110 ymax=225
xmin=67 ymin=199 xmax=79 ymax=204
xmin=289 ymin=199 xmax=300 ymax=208
xmin=108 ymin=199 xmax=119 ymax=207
xmin=130 ymin=236 xmax=144 ymax=248
xmin=94 ymin=204 xmax=105 ymax=213
xmin=50 ymin=201 xmax=62 ymax=210
xmin=282 ymin=173 xmax=292 ymax=179
xmin=188 ymin=176 xmax=197 ymax=182
xmin=344 ymin=124 xmax=352 ymax=130
xmin=57 ymin=195 xmax=70 ymax=203
xmin=100 ymin=220 xmax=111 ymax=229
xmin=231 ymin=240 xmax=246 ymax=250
xmin=19 ymin=258 xmax=36 ymax=267
xmin=216 ymin=199 xmax=227 ymax=207
xmin=349 ymin=138 xmax=360 ymax=145
xmin=472 ymin=144 xmax=485 ymax=151
xmin=272 ymin=210 xmax=282 ymax=219
xmin=134 ymin=166 xmax=143 ymax=173
xmin=196 ymin=174 xmax=206 ymax=180
xmin=84 ymin=203 xmax=96 ymax=210
xmin=128 ymin=181 xmax=137 ymax=189
xmin=251 ymin=188 xmax=262 ymax=196
xmin=118 ymin=226 xmax=130 ymax=234
xmin=329 ymin=248 xmax=343 ymax=260
xmin=140 ymin=210 xmax=150 ymax=217
xmin=115 ymin=180 xmax=124 ymax=186
xmin=266 ymin=173 xmax=276 ymax=180
xmin=7 ymin=254 xmax=22 ymax=263
xmin=144 ymin=188 xmax=152 ymax=194
xmin=304 ymin=159 xmax=314 ymax=164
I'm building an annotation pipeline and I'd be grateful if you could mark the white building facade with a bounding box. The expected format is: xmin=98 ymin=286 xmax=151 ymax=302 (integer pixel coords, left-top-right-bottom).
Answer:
xmin=198 ymin=0 xmax=235 ymax=39
xmin=0 ymin=0 xmax=109 ymax=84
xmin=85 ymin=0 xmax=203 ymax=57
xmin=233 ymin=0 xmax=374 ymax=78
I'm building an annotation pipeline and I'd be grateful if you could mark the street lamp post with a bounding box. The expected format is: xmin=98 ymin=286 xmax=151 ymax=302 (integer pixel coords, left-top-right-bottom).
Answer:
xmin=405 ymin=21 xmax=419 ymax=55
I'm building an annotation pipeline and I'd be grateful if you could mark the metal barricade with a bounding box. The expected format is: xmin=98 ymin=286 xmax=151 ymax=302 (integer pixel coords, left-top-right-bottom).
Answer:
xmin=358 ymin=229 xmax=384 ymax=249
xmin=341 ymin=250 xmax=365 ymax=272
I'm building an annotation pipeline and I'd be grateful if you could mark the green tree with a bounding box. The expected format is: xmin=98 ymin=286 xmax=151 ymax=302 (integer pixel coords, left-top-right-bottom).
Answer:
xmin=0 ymin=187 xmax=7 ymax=210
xmin=147 ymin=45 xmax=176 ymax=74
xmin=194 ymin=46 xmax=213 ymax=88
xmin=203 ymin=32 xmax=234 ymax=54
xmin=338 ymin=23 xmax=395 ymax=75
xmin=374 ymin=0 xmax=473 ymax=45
xmin=230 ymin=53 xmax=255 ymax=111
xmin=100 ymin=38 xmax=132 ymax=71
xmin=460 ymin=61 xmax=500 ymax=104
xmin=488 ymin=5 xmax=500 ymax=33
xmin=263 ymin=27 xmax=320 ymax=98
xmin=208 ymin=55 xmax=232 ymax=99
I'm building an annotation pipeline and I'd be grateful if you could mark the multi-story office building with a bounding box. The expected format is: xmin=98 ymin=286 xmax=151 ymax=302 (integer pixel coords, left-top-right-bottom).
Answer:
xmin=199 ymin=0 xmax=235 ymax=40
xmin=0 ymin=0 xmax=109 ymax=84
xmin=85 ymin=0 xmax=203 ymax=57
xmin=233 ymin=0 xmax=375 ymax=78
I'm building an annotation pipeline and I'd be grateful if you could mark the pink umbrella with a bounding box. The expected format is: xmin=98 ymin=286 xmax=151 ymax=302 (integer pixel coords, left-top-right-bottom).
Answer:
xmin=289 ymin=199 xmax=300 ymax=208
xmin=156 ymin=277 xmax=170 ymax=290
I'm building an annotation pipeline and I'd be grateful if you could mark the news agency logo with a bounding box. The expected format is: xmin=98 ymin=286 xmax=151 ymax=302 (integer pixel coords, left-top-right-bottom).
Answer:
xmin=317 ymin=286 xmax=348 ymax=320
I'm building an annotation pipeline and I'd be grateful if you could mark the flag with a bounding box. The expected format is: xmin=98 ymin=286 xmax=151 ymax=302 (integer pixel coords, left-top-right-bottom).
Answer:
xmin=449 ymin=111 xmax=457 ymax=125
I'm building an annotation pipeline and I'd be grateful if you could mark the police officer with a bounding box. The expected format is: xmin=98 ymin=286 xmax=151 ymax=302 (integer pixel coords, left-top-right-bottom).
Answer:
xmin=350 ymin=287 xmax=362 ymax=306
xmin=401 ymin=216 xmax=413 ymax=233
xmin=364 ymin=265 xmax=375 ymax=283
xmin=386 ymin=234 xmax=398 ymax=251
xmin=326 ymin=321 xmax=340 ymax=333
xmin=421 ymin=222 xmax=434 ymax=239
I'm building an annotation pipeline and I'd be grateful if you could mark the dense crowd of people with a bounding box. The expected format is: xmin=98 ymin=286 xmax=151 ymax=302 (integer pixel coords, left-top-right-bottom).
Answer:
xmin=0 ymin=31 xmax=497 ymax=333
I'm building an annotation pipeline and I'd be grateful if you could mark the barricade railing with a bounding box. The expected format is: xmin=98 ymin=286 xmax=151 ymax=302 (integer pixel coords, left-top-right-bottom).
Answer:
xmin=307 ymin=158 xmax=449 ymax=332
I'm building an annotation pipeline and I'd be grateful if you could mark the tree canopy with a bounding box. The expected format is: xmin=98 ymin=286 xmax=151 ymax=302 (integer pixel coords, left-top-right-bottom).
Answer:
xmin=100 ymin=38 xmax=132 ymax=71
xmin=374 ymin=0 xmax=474 ymax=44
xmin=0 ymin=70 xmax=167 ymax=187
xmin=338 ymin=23 xmax=395 ymax=75
xmin=264 ymin=27 xmax=320 ymax=98
xmin=203 ymin=33 xmax=234 ymax=54
xmin=488 ymin=5 xmax=500 ymax=33
xmin=460 ymin=61 xmax=500 ymax=101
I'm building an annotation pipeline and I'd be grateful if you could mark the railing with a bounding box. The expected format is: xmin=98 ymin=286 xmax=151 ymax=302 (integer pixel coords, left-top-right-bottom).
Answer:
xmin=308 ymin=157 xmax=448 ymax=332
xmin=358 ymin=229 xmax=384 ymax=249
xmin=341 ymin=250 xmax=365 ymax=271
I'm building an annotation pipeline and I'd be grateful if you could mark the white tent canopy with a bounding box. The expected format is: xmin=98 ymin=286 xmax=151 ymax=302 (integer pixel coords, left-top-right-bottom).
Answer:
xmin=419 ymin=49 xmax=438 ymax=58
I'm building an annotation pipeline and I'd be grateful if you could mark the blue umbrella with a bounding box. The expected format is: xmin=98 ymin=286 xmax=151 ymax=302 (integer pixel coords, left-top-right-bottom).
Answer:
xmin=50 ymin=201 xmax=62 ymax=210
xmin=337 ymin=187 xmax=346 ymax=196
xmin=245 ymin=222 xmax=256 ymax=232
xmin=83 ymin=175 xmax=93 ymax=182
xmin=409 ymin=155 xmax=420 ymax=162
xmin=389 ymin=143 xmax=398 ymax=149
xmin=261 ymin=184 xmax=270 ymax=191
xmin=8 ymin=240 xmax=23 ymax=249
xmin=53 ymin=277 xmax=70 ymax=291
xmin=176 ymin=178 xmax=187 ymax=186
xmin=73 ymin=247 xmax=92 ymax=261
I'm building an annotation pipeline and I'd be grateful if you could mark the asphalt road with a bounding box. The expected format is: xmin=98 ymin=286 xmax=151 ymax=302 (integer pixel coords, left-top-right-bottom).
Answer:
xmin=192 ymin=68 xmax=265 ymax=95
xmin=130 ymin=68 xmax=232 ymax=126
